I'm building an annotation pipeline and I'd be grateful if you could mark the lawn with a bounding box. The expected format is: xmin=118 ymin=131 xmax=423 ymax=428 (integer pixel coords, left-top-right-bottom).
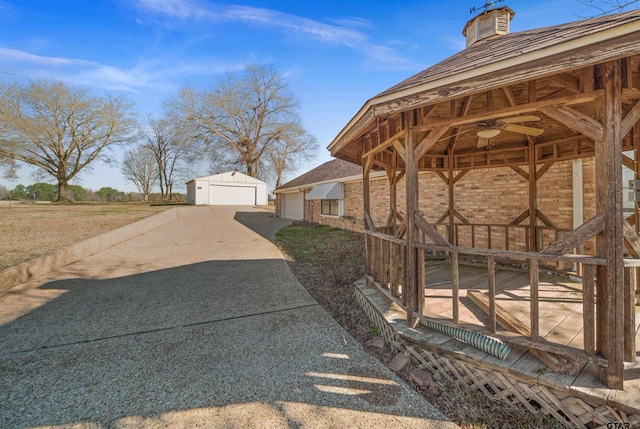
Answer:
xmin=0 ymin=202 xmax=171 ymax=271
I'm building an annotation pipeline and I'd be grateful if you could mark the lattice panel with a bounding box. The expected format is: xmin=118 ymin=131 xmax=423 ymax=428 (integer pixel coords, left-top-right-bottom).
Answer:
xmin=354 ymin=287 xmax=640 ymax=429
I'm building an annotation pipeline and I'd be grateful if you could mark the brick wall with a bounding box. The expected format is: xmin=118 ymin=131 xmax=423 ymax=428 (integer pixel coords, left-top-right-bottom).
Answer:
xmin=277 ymin=158 xmax=597 ymax=254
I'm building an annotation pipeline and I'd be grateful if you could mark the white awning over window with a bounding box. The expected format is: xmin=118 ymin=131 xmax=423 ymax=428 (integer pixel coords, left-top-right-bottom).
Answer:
xmin=305 ymin=182 xmax=344 ymax=200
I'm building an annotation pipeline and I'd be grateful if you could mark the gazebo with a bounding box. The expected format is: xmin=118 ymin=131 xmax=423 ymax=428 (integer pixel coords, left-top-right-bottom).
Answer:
xmin=328 ymin=7 xmax=640 ymax=421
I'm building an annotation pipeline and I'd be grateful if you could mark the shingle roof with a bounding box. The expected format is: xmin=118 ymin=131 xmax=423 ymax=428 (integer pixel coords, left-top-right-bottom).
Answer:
xmin=275 ymin=159 xmax=361 ymax=191
xmin=329 ymin=8 xmax=640 ymax=155
xmin=377 ymin=8 xmax=640 ymax=98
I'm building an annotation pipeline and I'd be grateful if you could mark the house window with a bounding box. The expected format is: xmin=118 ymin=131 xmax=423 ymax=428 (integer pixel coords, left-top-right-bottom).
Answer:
xmin=321 ymin=199 xmax=339 ymax=216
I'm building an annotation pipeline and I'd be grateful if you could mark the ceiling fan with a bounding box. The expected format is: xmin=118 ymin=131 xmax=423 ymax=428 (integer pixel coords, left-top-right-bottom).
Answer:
xmin=476 ymin=115 xmax=544 ymax=147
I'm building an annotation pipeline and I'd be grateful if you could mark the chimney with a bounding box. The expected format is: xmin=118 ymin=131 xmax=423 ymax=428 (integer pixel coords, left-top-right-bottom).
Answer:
xmin=462 ymin=6 xmax=515 ymax=48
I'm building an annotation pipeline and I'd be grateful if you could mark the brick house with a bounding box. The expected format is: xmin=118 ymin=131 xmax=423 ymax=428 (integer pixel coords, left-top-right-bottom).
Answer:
xmin=276 ymin=156 xmax=600 ymax=254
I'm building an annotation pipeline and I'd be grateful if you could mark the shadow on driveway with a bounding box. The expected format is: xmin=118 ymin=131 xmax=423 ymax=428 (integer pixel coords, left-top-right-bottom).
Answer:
xmin=0 ymin=260 xmax=455 ymax=428
xmin=233 ymin=210 xmax=293 ymax=243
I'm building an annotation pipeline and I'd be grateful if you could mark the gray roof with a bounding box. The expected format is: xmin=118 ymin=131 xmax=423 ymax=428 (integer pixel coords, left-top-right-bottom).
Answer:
xmin=329 ymin=8 xmax=640 ymax=154
xmin=377 ymin=8 xmax=640 ymax=98
xmin=275 ymin=159 xmax=361 ymax=191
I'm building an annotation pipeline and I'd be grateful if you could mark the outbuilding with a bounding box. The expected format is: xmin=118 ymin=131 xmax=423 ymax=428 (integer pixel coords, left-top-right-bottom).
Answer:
xmin=186 ymin=171 xmax=268 ymax=205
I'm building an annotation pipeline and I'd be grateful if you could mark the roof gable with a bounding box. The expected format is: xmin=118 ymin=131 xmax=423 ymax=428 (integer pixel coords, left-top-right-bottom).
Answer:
xmin=189 ymin=171 xmax=267 ymax=185
xmin=275 ymin=159 xmax=361 ymax=191
xmin=378 ymin=9 xmax=640 ymax=99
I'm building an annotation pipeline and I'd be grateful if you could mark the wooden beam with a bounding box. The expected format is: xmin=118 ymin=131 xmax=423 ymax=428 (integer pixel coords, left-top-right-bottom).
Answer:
xmin=452 ymin=169 xmax=469 ymax=184
xmin=509 ymin=165 xmax=529 ymax=181
xmin=436 ymin=171 xmax=449 ymax=185
xmin=436 ymin=209 xmax=449 ymax=224
xmin=547 ymin=73 xmax=581 ymax=94
xmin=414 ymin=213 xmax=452 ymax=247
xmin=412 ymin=90 xmax=603 ymax=132
xmin=502 ymin=86 xmax=517 ymax=107
xmin=395 ymin=218 xmax=407 ymax=239
xmin=623 ymin=154 xmax=635 ymax=170
xmin=509 ymin=209 xmax=530 ymax=226
xmin=535 ymin=162 xmax=555 ymax=180
xmin=453 ymin=209 xmax=471 ymax=224
xmin=362 ymin=130 xmax=404 ymax=159
xmin=623 ymin=221 xmax=640 ymax=258
xmin=414 ymin=125 xmax=449 ymax=160
xmin=542 ymin=212 xmax=605 ymax=255
xmin=363 ymin=154 xmax=374 ymax=177
xmin=393 ymin=139 xmax=407 ymax=161
xmin=538 ymin=104 xmax=603 ymax=142
xmin=622 ymin=100 xmax=640 ymax=138
xmin=536 ymin=208 xmax=557 ymax=228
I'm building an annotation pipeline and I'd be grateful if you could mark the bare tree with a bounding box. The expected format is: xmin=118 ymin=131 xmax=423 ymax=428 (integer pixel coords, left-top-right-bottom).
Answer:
xmin=121 ymin=146 xmax=158 ymax=201
xmin=578 ymin=0 xmax=639 ymax=15
xmin=143 ymin=117 xmax=196 ymax=200
xmin=167 ymin=64 xmax=316 ymax=181
xmin=267 ymin=123 xmax=318 ymax=188
xmin=0 ymin=79 xmax=136 ymax=201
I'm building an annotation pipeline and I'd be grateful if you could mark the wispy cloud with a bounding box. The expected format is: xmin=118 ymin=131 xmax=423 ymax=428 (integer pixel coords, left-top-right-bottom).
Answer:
xmin=0 ymin=47 xmax=242 ymax=93
xmin=0 ymin=47 xmax=96 ymax=67
xmin=130 ymin=0 xmax=418 ymax=69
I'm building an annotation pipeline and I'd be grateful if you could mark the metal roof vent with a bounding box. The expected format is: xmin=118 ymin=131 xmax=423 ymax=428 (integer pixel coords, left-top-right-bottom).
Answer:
xmin=463 ymin=5 xmax=515 ymax=48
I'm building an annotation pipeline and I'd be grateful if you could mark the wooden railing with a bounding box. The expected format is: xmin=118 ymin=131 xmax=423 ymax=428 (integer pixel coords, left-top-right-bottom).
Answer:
xmin=414 ymin=243 xmax=609 ymax=369
xmin=363 ymin=229 xmax=637 ymax=375
xmin=432 ymin=222 xmax=580 ymax=273
xmin=365 ymin=230 xmax=407 ymax=305
xmin=433 ymin=222 xmax=574 ymax=252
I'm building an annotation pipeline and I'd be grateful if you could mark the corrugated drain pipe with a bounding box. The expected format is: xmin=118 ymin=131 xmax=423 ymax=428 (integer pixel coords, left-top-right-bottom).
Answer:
xmin=422 ymin=319 xmax=511 ymax=360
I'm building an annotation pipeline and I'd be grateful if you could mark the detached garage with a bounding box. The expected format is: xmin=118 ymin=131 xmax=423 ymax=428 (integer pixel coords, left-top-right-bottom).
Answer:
xmin=186 ymin=171 xmax=268 ymax=206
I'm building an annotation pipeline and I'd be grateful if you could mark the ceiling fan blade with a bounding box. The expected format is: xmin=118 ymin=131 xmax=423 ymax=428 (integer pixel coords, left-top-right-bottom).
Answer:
xmin=503 ymin=124 xmax=544 ymax=136
xmin=477 ymin=137 xmax=490 ymax=148
xmin=500 ymin=115 xmax=541 ymax=124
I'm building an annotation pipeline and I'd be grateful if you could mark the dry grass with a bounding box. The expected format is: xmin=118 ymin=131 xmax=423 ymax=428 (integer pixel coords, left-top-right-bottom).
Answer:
xmin=0 ymin=202 xmax=172 ymax=270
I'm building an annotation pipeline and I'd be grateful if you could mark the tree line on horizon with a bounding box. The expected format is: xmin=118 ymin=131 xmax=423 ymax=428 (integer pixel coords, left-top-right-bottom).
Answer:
xmin=0 ymin=64 xmax=317 ymax=202
xmin=0 ymin=182 xmax=185 ymax=203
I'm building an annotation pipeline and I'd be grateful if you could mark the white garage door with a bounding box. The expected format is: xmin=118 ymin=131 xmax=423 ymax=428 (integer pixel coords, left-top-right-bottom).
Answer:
xmin=281 ymin=192 xmax=304 ymax=220
xmin=210 ymin=185 xmax=256 ymax=205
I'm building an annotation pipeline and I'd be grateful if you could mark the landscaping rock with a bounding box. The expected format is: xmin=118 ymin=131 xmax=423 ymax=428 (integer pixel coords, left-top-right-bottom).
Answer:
xmin=389 ymin=353 xmax=410 ymax=372
xmin=371 ymin=337 xmax=385 ymax=350
xmin=410 ymin=368 xmax=433 ymax=387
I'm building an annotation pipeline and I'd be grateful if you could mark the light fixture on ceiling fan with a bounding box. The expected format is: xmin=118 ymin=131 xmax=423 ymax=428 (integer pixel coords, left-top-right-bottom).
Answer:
xmin=476 ymin=115 xmax=544 ymax=147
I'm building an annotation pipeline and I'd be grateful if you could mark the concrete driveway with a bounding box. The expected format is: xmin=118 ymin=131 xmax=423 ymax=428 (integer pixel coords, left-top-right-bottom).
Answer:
xmin=0 ymin=206 xmax=457 ymax=428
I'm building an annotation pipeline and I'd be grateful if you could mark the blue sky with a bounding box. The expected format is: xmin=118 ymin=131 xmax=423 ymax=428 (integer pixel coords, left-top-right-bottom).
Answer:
xmin=0 ymin=0 xmax=633 ymax=193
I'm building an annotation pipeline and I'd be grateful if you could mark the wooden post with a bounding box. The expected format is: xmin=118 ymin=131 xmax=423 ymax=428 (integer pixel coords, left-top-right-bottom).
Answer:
xmin=405 ymin=120 xmax=420 ymax=326
xmin=528 ymin=80 xmax=539 ymax=252
xmin=488 ymin=255 xmax=496 ymax=333
xmin=363 ymin=159 xmax=372 ymax=231
xmin=451 ymin=250 xmax=459 ymax=323
xmin=530 ymin=258 xmax=540 ymax=342
xmin=595 ymin=60 xmax=625 ymax=389
xmin=528 ymin=142 xmax=539 ymax=252
xmin=448 ymin=148 xmax=455 ymax=245
xmin=624 ymin=266 xmax=636 ymax=362
xmin=583 ymin=264 xmax=595 ymax=357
